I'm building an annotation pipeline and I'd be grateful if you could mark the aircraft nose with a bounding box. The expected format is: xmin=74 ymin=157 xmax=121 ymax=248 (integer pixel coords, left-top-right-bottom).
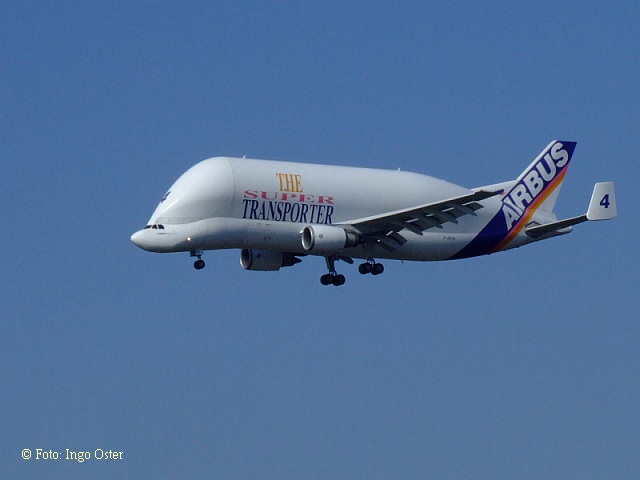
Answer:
xmin=130 ymin=226 xmax=182 ymax=253
xmin=130 ymin=229 xmax=150 ymax=250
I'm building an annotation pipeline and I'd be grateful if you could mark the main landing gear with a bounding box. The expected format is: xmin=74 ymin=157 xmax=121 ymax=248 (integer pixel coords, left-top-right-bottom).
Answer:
xmin=358 ymin=260 xmax=384 ymax=275
xmin=320 ymin=257 xmax=385 ymax=286
xmin=191 ymin=250 xmax=205 ymax=270
xmin=320 ymin=256 xmax=346 ymax=286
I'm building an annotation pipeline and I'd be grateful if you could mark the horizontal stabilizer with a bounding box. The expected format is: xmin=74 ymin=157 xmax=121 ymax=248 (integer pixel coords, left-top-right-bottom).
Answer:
xmin=525 ymin=215 xmax=586 ymax=238
xmin=526 ymin=182 xmax=616 ymax=238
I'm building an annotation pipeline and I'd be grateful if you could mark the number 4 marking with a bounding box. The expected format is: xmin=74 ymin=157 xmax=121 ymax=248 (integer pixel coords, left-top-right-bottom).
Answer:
xmin=600 ymin=194 xmax=610 ymax=208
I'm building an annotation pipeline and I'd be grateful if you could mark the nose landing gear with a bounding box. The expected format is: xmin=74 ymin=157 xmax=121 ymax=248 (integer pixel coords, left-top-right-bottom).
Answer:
xmin=191 ymin=250 xmax=205 ymax=270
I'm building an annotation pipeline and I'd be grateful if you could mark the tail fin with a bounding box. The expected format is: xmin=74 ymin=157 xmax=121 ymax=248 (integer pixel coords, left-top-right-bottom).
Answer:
xmin=501 ymin=140 xmax=576 ymax=230
xmin=450 ymin=140 xmax=578 ymax=258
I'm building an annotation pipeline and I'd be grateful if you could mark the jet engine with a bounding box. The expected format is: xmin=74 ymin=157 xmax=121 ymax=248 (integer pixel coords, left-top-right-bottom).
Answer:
xmin=301 ymin=225 xmax=360 ymax=253
xmin=240 ymin=249 xmax=301 ymax=271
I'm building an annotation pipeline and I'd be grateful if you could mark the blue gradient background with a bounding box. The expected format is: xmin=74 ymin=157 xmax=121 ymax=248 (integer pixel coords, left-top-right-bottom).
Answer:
xmin=2 ymin=2 xmax=638 ymax=479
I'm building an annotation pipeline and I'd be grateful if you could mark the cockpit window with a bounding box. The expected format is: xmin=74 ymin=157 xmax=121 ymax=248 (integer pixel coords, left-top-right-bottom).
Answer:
xmin=144 ymin=224 xmax=165 ymax=230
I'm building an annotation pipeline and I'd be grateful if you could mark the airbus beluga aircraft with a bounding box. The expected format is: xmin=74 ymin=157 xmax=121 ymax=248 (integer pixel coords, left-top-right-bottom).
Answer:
xmin=131 ymin=140 xmax=616 ymax=286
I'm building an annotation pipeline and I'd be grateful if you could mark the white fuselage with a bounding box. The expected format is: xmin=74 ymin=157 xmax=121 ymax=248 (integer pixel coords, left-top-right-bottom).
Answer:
xmin=131 ymin=156 xmax=544 ymax=262
xmin=130 ymin=141 xmax=617 ymax=283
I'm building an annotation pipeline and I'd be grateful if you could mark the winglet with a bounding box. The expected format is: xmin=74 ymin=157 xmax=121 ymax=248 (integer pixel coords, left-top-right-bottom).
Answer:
xmin=587 ymin=182 xmax=616 ymax=220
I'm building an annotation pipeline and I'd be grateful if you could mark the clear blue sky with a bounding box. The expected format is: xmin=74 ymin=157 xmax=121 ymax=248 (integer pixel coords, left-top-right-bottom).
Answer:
xmin=2 ymin=2 xmax=638 ymax=478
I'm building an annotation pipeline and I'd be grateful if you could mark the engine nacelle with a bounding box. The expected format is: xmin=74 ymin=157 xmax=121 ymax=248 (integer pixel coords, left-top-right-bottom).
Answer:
xmin=301 ymin=225 xmax=360 ymax=253
xmin=240 ymin=249 xmax=301 ymax=271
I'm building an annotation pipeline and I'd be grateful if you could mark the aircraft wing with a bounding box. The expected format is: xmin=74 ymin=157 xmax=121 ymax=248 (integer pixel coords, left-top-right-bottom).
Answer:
xmin=339 ymin=190 xmax=501 ymax=251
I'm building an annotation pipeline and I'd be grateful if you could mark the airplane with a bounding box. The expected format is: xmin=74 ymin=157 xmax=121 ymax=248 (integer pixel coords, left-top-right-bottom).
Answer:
xmin=131 ymin=140 xmax=616 ymax=286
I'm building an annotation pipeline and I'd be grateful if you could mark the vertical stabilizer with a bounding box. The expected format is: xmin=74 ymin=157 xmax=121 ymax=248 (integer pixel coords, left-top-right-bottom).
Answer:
xmin=510 ymin=140 xmax=576 ymax=214
xmin=499 ymin=140 xmax=576 ymax=231
xmin=587 ymin=182 xmax=616 ymax=220
xmin=450 ymin=140 xmax=577 ymax=259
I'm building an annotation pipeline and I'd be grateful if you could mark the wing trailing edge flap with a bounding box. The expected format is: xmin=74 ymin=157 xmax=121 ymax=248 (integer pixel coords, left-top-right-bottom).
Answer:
xmin=340 ymin=190 xmax=501 ymax=250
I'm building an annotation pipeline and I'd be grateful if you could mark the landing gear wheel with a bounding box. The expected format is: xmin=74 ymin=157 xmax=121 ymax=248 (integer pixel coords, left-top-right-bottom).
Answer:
xmin=191 ymin=250 xmax=205 ymax=270
xmin=358 ymin=262 xmax=373 ymax=274
xmin=332 ymin=274 xmax=346 ymax=286
xmin=321 ymin=256 xmax=346 ymax=286
xmin=194 ymin=259 xmax=205 ymax=270
xmin=320 ymin=273 xmax=334 ymax=285
xmin=358 ymin=261 xmax=383 ymax=275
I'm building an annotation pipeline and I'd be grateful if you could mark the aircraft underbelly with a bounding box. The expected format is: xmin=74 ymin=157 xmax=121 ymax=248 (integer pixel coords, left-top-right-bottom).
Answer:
xmin=198 ymin=213 xmax=508 ymax=261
